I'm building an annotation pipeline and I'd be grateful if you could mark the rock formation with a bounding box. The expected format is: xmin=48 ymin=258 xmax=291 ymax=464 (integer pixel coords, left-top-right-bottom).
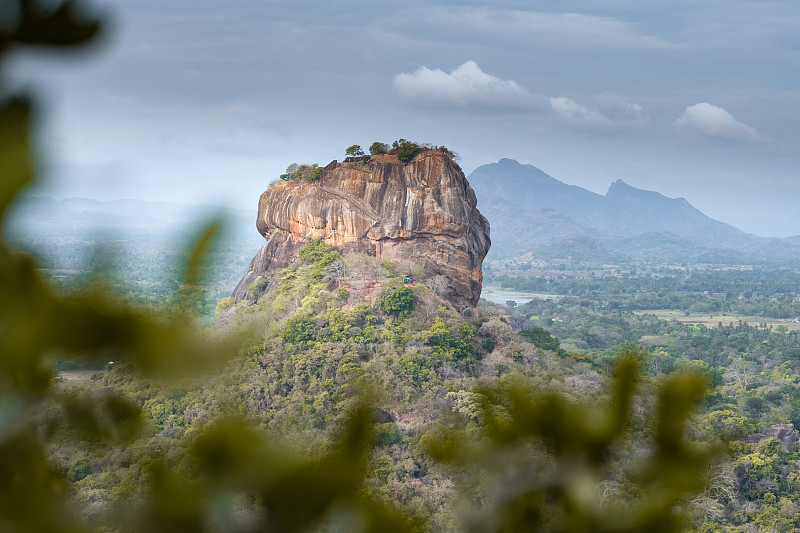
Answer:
xmin=231 ymin=148 xmax=490 ymax=308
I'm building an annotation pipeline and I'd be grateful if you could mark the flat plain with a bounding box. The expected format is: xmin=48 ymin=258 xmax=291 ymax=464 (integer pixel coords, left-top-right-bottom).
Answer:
xmin=633 ymin=309 xmax=800 ymax=331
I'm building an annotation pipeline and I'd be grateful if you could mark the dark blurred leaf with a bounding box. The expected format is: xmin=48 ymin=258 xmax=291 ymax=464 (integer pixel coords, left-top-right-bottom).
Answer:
xmin=140 ymin=464 xmax=205 ymax=533
xmin=0 ymin=98 xmax=33 ymax=221
xmin=183 ymin=220 xmax=221 ymax=287
xmin=15 ymin=0 xmax=101 ymax=48
xmin=59 ymin=391 xmax=143 ymax=443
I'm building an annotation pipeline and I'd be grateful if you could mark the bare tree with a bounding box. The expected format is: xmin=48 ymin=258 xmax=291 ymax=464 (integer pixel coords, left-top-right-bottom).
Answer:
xmin=426 ymin=275 xmax=449 ymax=298
xmin=479 ymin=316 xmax=514 ymax=346
xmin=503 ymin=342 xmax=539 ymax=376
xmin=724 ymin=358 xmax=758 ymax=389
xmin=325 ymin=259 xmax=347 ymax=289
xmin=597 ymin=480 xmax=620 ymax=507
xmin=347 ymin=254 xmax=382 ymax=289
xmin=417 ymin=292 xmax=440 ymax=324
xmin=692 ymin=459 xmax=736 ymax=523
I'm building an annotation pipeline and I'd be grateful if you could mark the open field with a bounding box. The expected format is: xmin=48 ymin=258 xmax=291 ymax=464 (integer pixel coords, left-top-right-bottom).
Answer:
xmin=633 ymin=309 xmax=800 ymax=331
xmin=57 ymin=370 xmax=100 ymax=383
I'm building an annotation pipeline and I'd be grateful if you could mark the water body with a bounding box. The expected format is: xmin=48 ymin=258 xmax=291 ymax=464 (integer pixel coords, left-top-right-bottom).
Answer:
xmin=480 ymin=285 xmax=563 ymax=306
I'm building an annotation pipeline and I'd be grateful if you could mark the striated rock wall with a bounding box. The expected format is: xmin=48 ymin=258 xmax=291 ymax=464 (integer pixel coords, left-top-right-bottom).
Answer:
xmin=231 ymin=148 xmax=490 ymax=308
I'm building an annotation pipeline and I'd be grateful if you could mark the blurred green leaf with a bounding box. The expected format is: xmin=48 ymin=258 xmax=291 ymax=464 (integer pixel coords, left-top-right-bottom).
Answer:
xmin=0 ymin=98 xmax=33 ymax=222
xmin=428 ymin=350 xmax=718 ymax=533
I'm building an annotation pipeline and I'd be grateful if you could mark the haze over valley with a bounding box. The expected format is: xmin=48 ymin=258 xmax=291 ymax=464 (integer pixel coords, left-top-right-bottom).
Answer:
xmin=12 ymin=1 xmax=800 ymax=237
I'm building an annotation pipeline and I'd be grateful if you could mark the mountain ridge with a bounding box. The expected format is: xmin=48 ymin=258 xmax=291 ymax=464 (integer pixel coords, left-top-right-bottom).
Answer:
xmin=468 ymin=159 xmax=800 ymax=264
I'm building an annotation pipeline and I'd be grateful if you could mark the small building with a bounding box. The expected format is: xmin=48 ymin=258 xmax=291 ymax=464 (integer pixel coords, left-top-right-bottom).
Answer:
xmin=403 ymin=276 xmax=413 ymax=284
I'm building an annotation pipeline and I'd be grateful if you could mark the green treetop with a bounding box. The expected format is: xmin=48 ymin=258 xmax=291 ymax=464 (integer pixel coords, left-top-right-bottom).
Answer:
xmin=345 ymin=145 xmax=364 ymax=158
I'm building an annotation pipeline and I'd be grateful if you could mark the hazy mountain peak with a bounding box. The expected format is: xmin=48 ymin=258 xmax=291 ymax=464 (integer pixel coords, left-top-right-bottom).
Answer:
xmin=497 ymin=158 xmax=522 ymax=167
xmin=606 ymin=179 xmax=656 ymax=196
xmin=465 ymin=158 xmax=785 ymax=263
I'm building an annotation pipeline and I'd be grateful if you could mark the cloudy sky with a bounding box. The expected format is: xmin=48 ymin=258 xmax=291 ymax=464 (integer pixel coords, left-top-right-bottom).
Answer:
xmin=11 ymin=0 xmax=800 ymax=236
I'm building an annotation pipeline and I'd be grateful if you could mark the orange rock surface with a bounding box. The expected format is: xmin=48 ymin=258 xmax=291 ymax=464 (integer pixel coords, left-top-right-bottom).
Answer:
xmin=232 ymin=149 xmax=490 ymax=308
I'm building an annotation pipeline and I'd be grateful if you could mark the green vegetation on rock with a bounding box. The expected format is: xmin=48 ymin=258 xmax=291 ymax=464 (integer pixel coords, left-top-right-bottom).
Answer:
xmin=369 ymin=141 xmax=389 ymax=155
xmin=345 ymin=144 xmax=364 ymax=157
xmin=391 ymin=139 xmax=419 ymax=163
xmin=280 ymin=163 xmax=321 ymax=182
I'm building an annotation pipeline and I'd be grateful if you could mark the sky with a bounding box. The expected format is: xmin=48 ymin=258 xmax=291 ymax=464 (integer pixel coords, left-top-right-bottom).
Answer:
xmin=9 ymin=0 xmax=800 ymax=237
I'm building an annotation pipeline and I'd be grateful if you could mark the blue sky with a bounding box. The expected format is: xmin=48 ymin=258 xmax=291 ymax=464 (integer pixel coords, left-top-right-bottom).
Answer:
xmin=12 ymin=0 xmax=800 ymax=236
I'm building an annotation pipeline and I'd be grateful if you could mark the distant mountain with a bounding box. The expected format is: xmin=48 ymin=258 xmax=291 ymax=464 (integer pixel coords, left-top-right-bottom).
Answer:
xmin=468 ymin=159 xmax=800 ymax=264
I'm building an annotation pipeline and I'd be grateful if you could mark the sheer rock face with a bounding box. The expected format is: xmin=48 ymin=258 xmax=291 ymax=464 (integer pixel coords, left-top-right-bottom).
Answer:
xmin=231 ymin=149 xmax=490 ymax=308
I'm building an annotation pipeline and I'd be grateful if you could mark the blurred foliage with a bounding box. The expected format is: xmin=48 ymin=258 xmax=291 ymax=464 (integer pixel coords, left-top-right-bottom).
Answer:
xmin=426 ymin=352 xmax=718 ymax=532
xmin=0 ymin=3 xmax=407 ymax=532
xmin=0 ymin=3 xmax=737 ymax=533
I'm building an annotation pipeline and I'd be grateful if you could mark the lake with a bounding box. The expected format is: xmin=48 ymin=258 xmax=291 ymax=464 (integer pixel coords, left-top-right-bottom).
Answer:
xmin=480 ymin=285 xmax=563 ymax=306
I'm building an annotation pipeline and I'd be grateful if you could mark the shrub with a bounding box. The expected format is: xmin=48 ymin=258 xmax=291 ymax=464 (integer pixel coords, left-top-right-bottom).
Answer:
xmin=380 ymin=259 xmax=397 ymax=277
xmin=374 ymin=423 xmax=401 ymax=447
xmin=298 ymin=240 xmax=340 ymax=268
xmin=69 ymin=458 xmax=91 ymax=482
xmin=426 ymin=318 xmax=478 ymax=363
xmin=282 ymin=316 xmax=318 ymax=344
xmin=279 ymin=163 xmax=321 ymax=182
xmin=390 ymin=139 xmax=419 ymax=163
xmin=379 ymin=287 xmax=414 ymax=318
xmin=397 ymin=352 xmax=433 ymax=386
xmin=520 ymin=327 xmax=566 ymax=356
xmin=215 ymin=296 xmax=235 ymax=316
xmin=369 ymin=141 xmax=388 ymax=155
xmin=246 ymin=278 xmax=269 ymax=299
xmin=345 ymin=145 xmax=364 ymax=157
xmin=439 ymin=145 xmax=459 ymax=160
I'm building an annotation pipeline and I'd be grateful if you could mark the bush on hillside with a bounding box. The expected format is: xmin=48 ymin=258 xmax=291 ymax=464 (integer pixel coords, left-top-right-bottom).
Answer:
xmin=380 ymin=286 xmax=415 ymax=318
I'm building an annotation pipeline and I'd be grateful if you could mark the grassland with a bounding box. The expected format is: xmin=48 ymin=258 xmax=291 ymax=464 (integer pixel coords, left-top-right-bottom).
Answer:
xmin=632 ymin=309 xmax=800 ymax=331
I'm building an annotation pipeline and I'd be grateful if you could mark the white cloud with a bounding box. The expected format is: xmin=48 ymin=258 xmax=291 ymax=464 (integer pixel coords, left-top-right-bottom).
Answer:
xmin=549 ymin=93 xmax=649 ymax=131
xmin=394 ymin=60 xmax=541 ymax=111
xmin=673 ymin=103 xmax=767 ymax=143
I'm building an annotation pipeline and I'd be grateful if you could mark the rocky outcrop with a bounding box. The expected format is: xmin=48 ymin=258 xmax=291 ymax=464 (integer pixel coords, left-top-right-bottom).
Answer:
xmin=232 ymin=148 xmax=490 ymax=308
xmin=743 ymin=424 xmax=799 ymax=446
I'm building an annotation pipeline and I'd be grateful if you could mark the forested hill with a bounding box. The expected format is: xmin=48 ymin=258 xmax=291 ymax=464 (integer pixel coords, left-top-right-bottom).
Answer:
xmin=468 ymin=159 xmax=800 ymax=264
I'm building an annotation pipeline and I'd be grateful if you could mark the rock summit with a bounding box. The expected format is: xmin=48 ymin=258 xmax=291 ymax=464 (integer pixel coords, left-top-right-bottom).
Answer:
xmin=232 ymin=148 xmax=490 ymax=308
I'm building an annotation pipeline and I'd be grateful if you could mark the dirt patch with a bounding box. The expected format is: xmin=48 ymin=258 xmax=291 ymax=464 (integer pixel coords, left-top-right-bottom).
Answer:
xmin=57 ymin=370 xmax=100 ymax=383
